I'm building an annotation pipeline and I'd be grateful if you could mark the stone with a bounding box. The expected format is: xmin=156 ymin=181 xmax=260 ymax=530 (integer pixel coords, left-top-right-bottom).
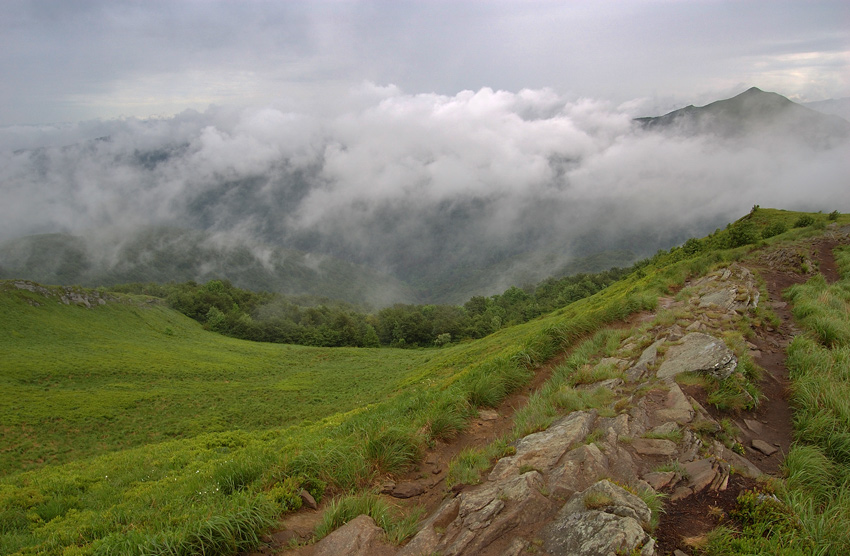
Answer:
xmin=683 ymin=459 xmax=717 ymax=493
xmin=674 ymin=549 xmax=691 ymax=556
xmin=656 ymin=333 xmax=737 ymax=381
xmin=436 ymin=472 xmax=553 ymax=555
xmin=479 ymin=409 xmax=499 ymax=421
xmin=743 ymin=419 xmax=764 ymax=434
xmin=649 ymin=422 xmax=680 ymax=437
xmin=541 ymin=480 xmax=654 ymax=556
xmin=300 ymin=489 xmax=318 ymax=510
xmin=397 ymin=498 xmax=460 ymax=556
xmin=501 ymin=537 xmax=529 ymax=556
xmin=313 ymin=514 xmax=392 ymax=556
xmin=751 ymin=439 xmax=778 ymax=456
xmin=578 ymin=378 xmax=623 ymax=391
xmin=699 ymin=289 xmax=737 ymax=309
xmin=718 ymin=445 xmax=763 ymax=478
xmin=670 ymin=486 xmax=693 ymax=502
xmin=655 ymin=383 xmax=695 ymax=424
xmin=392 ymin=482 xmax=425 ymax=499
xmin=631 ymin=438 xmax=678 ymax=457
xmin=548 ymin=443 xmax=609 ymax=499
xmin=489 ymin=411 xmax=596 ymax=481
xmin=643 ymin=471 xmax=677 ymax=491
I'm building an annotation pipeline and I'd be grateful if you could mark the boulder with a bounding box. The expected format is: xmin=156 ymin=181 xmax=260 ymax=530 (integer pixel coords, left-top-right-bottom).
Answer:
xmin=656 ymin=333 xmax=737 ymax=381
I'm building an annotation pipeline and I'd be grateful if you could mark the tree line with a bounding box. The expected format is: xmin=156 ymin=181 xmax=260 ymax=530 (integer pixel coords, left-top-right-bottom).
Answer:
xmin=111 ymin=266 xmax=630 ymax=348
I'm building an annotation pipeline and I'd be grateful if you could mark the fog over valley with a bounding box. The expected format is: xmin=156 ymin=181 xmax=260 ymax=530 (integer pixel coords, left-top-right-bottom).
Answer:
xmin=1 ymin=86 xmax=848 ymax=303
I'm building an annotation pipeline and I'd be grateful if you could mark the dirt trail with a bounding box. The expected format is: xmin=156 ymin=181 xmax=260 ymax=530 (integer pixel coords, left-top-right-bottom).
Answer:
xmin=654 ymin=236 xmax=844 ymax=553
xmin=251 ymin=235 xmax=845 ymax=556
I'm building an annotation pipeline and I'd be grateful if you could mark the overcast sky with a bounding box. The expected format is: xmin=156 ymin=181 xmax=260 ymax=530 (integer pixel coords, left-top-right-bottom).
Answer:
xmin=2 ymin=0 xmax=848 ymax=126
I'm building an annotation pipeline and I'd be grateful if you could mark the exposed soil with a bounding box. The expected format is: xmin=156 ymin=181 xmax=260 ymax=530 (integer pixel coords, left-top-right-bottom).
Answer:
xmin=250 ymin=235 xmax=846 ymax=556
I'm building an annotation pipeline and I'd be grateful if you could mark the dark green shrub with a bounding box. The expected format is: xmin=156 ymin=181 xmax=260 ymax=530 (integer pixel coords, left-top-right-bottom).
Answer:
xmin=828 ymin=210 xmax=840 ymax=221
xmin=761 ymin=221 xmax=788 ymax=239
xmin=794 ymin=215 xmax=815 ymax=228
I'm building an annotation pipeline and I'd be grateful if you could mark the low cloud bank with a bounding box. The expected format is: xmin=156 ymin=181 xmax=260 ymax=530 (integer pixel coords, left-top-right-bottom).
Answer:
xmin=1 ymin=86 xmax=847 ymax=297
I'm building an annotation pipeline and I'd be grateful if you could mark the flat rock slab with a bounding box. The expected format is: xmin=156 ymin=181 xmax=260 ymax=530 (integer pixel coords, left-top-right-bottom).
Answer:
xmin=391 ymin=482 xmax=425 ymax=498
xmin=656 ymin=333 xmax=737 ymax=381
xmin=751 ymin=439 xmax=779 ymax=456
xmin=631 ymin=438 xmax=678 ymax=457
xmin=643 ymin=471 xmax=677 ymax=491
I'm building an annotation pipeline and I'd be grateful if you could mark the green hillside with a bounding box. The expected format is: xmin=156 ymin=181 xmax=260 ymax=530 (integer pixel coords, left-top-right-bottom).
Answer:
xmin=0 ymin=208 xmax=847 ymax=556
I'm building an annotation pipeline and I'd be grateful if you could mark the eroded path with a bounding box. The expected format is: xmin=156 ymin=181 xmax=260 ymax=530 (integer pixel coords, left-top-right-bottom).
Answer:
xmin=253 ymin=232 xmax=847 ymax=556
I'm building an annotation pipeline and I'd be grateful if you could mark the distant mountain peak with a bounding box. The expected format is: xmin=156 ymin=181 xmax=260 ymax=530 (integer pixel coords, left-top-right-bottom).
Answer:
xmin=635 ymin=86 xmax=850 ymax=145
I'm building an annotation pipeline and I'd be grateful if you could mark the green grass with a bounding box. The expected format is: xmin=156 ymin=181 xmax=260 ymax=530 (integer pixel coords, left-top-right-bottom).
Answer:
xmin=0 ymin=283 xmax=436 ymax=475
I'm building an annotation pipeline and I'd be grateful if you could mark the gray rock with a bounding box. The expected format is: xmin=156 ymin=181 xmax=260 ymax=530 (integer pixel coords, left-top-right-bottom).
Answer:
xmin=479 ymin=409 xmax=499 ymax=421
xmin=656 ymin=333 xmax=737 ymax=381
xmin=751 ymin=439 xmax=778 ymax=456
xmin=683 ymin=459 xmax=716 ymax=493
xmin=649 ymin=422 xmax=680 ymax=436
xmin=548 ymin=443 xmax=609 ymax=499
xmin=625 ymin=339 xmax=666 ymax=382
xmin=397 ymin=498 xmax=460 ymax=556
xmin=559 ymin=480 xmax=652 ymax=529
xmin=718 ymin=445 xmax=764 ymax=478
xmin=631 ymin=438 xmax=678 ymax=457
xmin=489 ymin=411 xmax=595 ymax=481
xmin=643 ymin=471 xmax=677 ymax=490
xmin=392 ymin=482 xmax=425 ymax=499
xmin=743 ymin=419 xmax=764 ymax=434
xmin=541 ymin=480 xmax=655 ymax=556
xmin=438 ymin=472 xmax=553 ymax=555
xmin=313 ymin=514 xmax=391 ymax=556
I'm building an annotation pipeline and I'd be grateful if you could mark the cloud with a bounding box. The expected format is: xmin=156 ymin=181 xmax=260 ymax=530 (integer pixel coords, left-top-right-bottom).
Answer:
xmin=0 ymin=85 xmax=847 ymax=299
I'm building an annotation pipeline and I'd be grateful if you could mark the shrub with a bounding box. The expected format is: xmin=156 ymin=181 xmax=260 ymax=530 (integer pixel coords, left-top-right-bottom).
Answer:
xmin=794 ymin=215 xmax=815 ymax=228
xmin=762 ymin=221 xmax=788 ymax=239
xmin=828 ymin=210 xmax=840 ymax=221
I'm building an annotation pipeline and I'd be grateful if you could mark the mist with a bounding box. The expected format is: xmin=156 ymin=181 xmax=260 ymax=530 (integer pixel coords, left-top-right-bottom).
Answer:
xmin=1 ymin=86 xmax=848 ymax=302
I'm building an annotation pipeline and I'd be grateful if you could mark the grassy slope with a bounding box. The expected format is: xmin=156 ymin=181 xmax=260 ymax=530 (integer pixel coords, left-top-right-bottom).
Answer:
xmin=0 ymin=208 xmax=846 ymax=555
xmin=0 ymin=284 xmax=441 ymax=474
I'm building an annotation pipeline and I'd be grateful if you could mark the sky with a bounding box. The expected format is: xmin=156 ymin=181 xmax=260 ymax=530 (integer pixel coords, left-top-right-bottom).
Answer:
xmin=2 ymin=0 xmax=849 ymax=126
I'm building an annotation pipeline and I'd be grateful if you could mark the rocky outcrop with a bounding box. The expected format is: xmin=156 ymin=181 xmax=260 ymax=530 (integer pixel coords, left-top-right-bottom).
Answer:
xmin=11 ymin=280 xmax=111 ymax=308
xmin=316 ymin=265 xmax=770 ymax=556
